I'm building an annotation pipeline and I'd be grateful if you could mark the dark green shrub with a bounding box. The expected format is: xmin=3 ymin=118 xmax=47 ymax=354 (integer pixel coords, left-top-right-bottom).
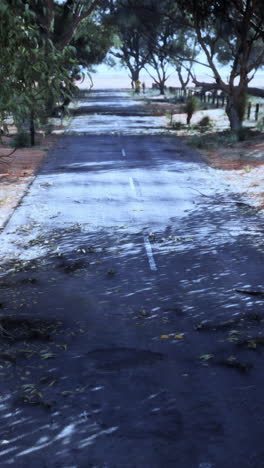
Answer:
xmin=197 ymin=116 xmax=213 ymax=133
xmin=12 ymin=132 xmax=30 ymax=147
xmin=171 ymin=121 xmax=184 ymax=130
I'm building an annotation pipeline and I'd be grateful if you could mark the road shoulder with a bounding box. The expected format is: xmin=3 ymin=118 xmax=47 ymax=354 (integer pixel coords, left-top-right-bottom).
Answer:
xmin=0 ymin=136 xmax=57 ymax=231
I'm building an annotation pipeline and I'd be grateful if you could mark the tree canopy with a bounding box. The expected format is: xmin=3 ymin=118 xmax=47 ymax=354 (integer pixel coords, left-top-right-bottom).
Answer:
xmin=0 ymin=0 xmax=108 ymax=143
xmin=1 ymin=0 xmax=264 ymax=137
xmin=176 ymin=0 xmax=264 ymax=131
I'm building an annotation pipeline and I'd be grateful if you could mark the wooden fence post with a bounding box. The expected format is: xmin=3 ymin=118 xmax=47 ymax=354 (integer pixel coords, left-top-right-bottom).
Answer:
xmin=247 ymin=103 xmax=251 ymax=120
xmin=255 ymin=104 xmax=260 ymax=121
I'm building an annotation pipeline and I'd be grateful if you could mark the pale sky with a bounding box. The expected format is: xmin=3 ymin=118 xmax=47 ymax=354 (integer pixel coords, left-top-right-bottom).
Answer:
xmin=83 ymin=60 xmax=264 ymax=90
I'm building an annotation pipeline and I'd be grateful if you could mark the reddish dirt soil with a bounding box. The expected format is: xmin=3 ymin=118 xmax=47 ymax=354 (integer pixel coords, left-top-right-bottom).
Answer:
xmin=0 ymin=135 xmax=57 ymax=229
xmin=193 ymin=135 xmax=264 ymax=171
xmin=0 ymin=135 xmax=56 ymax=179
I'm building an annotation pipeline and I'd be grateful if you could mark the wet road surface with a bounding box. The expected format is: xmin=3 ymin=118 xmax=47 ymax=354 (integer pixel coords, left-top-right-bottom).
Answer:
xmin=0 ymin=90 xmax=264 ymax=468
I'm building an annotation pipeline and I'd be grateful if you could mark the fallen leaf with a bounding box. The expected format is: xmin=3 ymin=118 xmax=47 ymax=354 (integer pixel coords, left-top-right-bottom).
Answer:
xmin=160 ymin=335 xmax=169 ymax=339
xmin=60 ymin=344 xmax=67 ymax=351
xmin=200 ymin=354 xmax=214 ymax=361
xmin=247 ymin=340 xmax=257 ymax=349
xmin=21 ymin=384 xmax=35 ymax=390
xmin=40 ymin=353 xmax=56 ymax=360
xmin=47 ymin=380 xmax=57 ymax=387
xmin=174 ymin=334 xmax=184 ymax=339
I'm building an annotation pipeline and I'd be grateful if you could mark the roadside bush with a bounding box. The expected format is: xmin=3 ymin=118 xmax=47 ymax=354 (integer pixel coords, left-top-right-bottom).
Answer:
xmin=188 ymin=135 xmax=213 ymax=149
xmin=188 ymin=130 xmax=238 ymax=149
xmin=237 ymin=127 xmax=260 ymax=141
xmin=184 ymin=97 xmax=200 ymax=125
xmin=196 ymin=116 xmax=213 ymax=133
xmin=171 ymin=120 xmax=185 ymax=130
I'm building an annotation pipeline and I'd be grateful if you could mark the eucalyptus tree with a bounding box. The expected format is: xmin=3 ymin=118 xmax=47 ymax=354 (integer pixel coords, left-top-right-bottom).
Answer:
xmin=143 ymin=15 xmax=176 ymax=95
xmin=0 ymin=0 xmax=106 ymax=144
xmin=104 ymin=0 xmax=151 ymax=88
xmin=143 ymin=7 xmax=199 ymax=94
xmin=112 ymin=30 xmax=150 ymax=88
xmin=105 ymin=0 xmax=200 ymax=92
xmin=177 ymin=0 xmax=264 ymax=134
xmin=22 ymin=0 xmax=106 ymax=110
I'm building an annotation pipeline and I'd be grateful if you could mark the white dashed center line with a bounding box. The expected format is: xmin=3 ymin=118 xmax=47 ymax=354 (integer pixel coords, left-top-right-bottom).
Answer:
xmin=114 ymin=122 xmax=121 ymax=137
xmin=129 ymin=176 xmax=136 ymax=194
xmin=121 ymin=148 xmax=126 ymax=158
xmin=144 ymin=235 xmax=158 ymax=271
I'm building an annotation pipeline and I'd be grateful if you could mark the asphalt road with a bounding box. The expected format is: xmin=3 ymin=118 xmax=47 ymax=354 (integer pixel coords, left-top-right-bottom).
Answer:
xmin=0 ymin=90 xmax=264 ymax=468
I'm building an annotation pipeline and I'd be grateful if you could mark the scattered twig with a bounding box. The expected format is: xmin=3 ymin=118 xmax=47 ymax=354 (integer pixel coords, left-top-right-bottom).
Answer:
xmin=216 ymin=356 xmax=252 ymax=373
xmin=237 ymin=336 xmax=264 ymax=349
xmin=187 ymin=187 xmax=253 ymax=207
xmin=194 ymin=312 xmax=263 ymax=331
xmin=194 ymin=318 xmax=239 ymax=331
xmin=187 ymin=187 xmax=211 ymax=198
xmin=236 ymin=289 xmax=264 ymax=297
xmin=0 ymin=148 xmax=17 ymax=158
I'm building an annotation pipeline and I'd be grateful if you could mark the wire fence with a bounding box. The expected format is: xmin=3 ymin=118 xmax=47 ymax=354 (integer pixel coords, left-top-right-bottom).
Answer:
xmin=161 ymin=86 xmax=264 ymax=122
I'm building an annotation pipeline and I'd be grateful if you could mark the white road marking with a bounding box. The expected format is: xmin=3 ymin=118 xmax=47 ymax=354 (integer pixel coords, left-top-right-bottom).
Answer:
xmin=144 ymin=235 xmax=158 ymax=271
xmin=129 ymin=176 xmax=142 ymax=198
xmin=129 ymin=176 xmax=137 ymax=194
xmin=115 ymin=122 xmax=121 ymax=137
xmin=122 ymin=148 xmax=126 ymax=158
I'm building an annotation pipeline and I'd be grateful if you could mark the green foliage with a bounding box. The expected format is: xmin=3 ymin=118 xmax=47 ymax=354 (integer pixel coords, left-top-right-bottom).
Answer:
xmin=12 ymin=132 xmax=30 ymax=148
xmin=178 ymin=0 xmax=264 ymax=133
xmin=184 ymin=96 xmax=200 ymax=125
xmin=0 ymin=0 xmax=110 ymax=144
xmin=71 ymin=19 xmax=114 ymax=69
xmin=0 ymin=0 xmax=77 ymax=143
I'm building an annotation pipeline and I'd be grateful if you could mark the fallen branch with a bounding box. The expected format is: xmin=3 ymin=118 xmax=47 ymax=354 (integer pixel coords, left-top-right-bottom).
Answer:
xmin=192 ymin=79 xmax=264 ymax=98
xmin=217 ymin=356 xmax=252 ymax=373
xmin=0 ymin=148 xmax=17 ymax=165
xmin=237 ymin=337 xmax=264 ymax=349
xmin=187 ymin=188 xmax=253 ymax=207
xmin=194 ymin=312 xmax=262 ymax=331
xmin=0 ymin=148 xmax=17 ymax=159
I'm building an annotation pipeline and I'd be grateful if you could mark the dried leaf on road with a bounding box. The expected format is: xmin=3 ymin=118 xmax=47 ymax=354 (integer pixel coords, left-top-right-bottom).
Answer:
xmin=200 ymin=354 xmax=214 ymax=361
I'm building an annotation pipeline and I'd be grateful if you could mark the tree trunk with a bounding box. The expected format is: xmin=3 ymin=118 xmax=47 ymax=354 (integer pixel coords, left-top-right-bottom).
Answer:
xmin=159 ymin=82 xmax=165 ymax=95
xmin=131 ymin=70 xmax=140 ymax=90
xmin=225 ymin=93 xmax=246 ymax=134
xmin=30 ymin=113 xmax=35 ymax=146
xmin=177 ymin=67 xmax=189 ymax=91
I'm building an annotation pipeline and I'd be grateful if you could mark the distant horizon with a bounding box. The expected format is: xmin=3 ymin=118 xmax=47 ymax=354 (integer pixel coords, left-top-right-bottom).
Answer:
xmin=78 ymin=62 xmax=264 ymax=90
